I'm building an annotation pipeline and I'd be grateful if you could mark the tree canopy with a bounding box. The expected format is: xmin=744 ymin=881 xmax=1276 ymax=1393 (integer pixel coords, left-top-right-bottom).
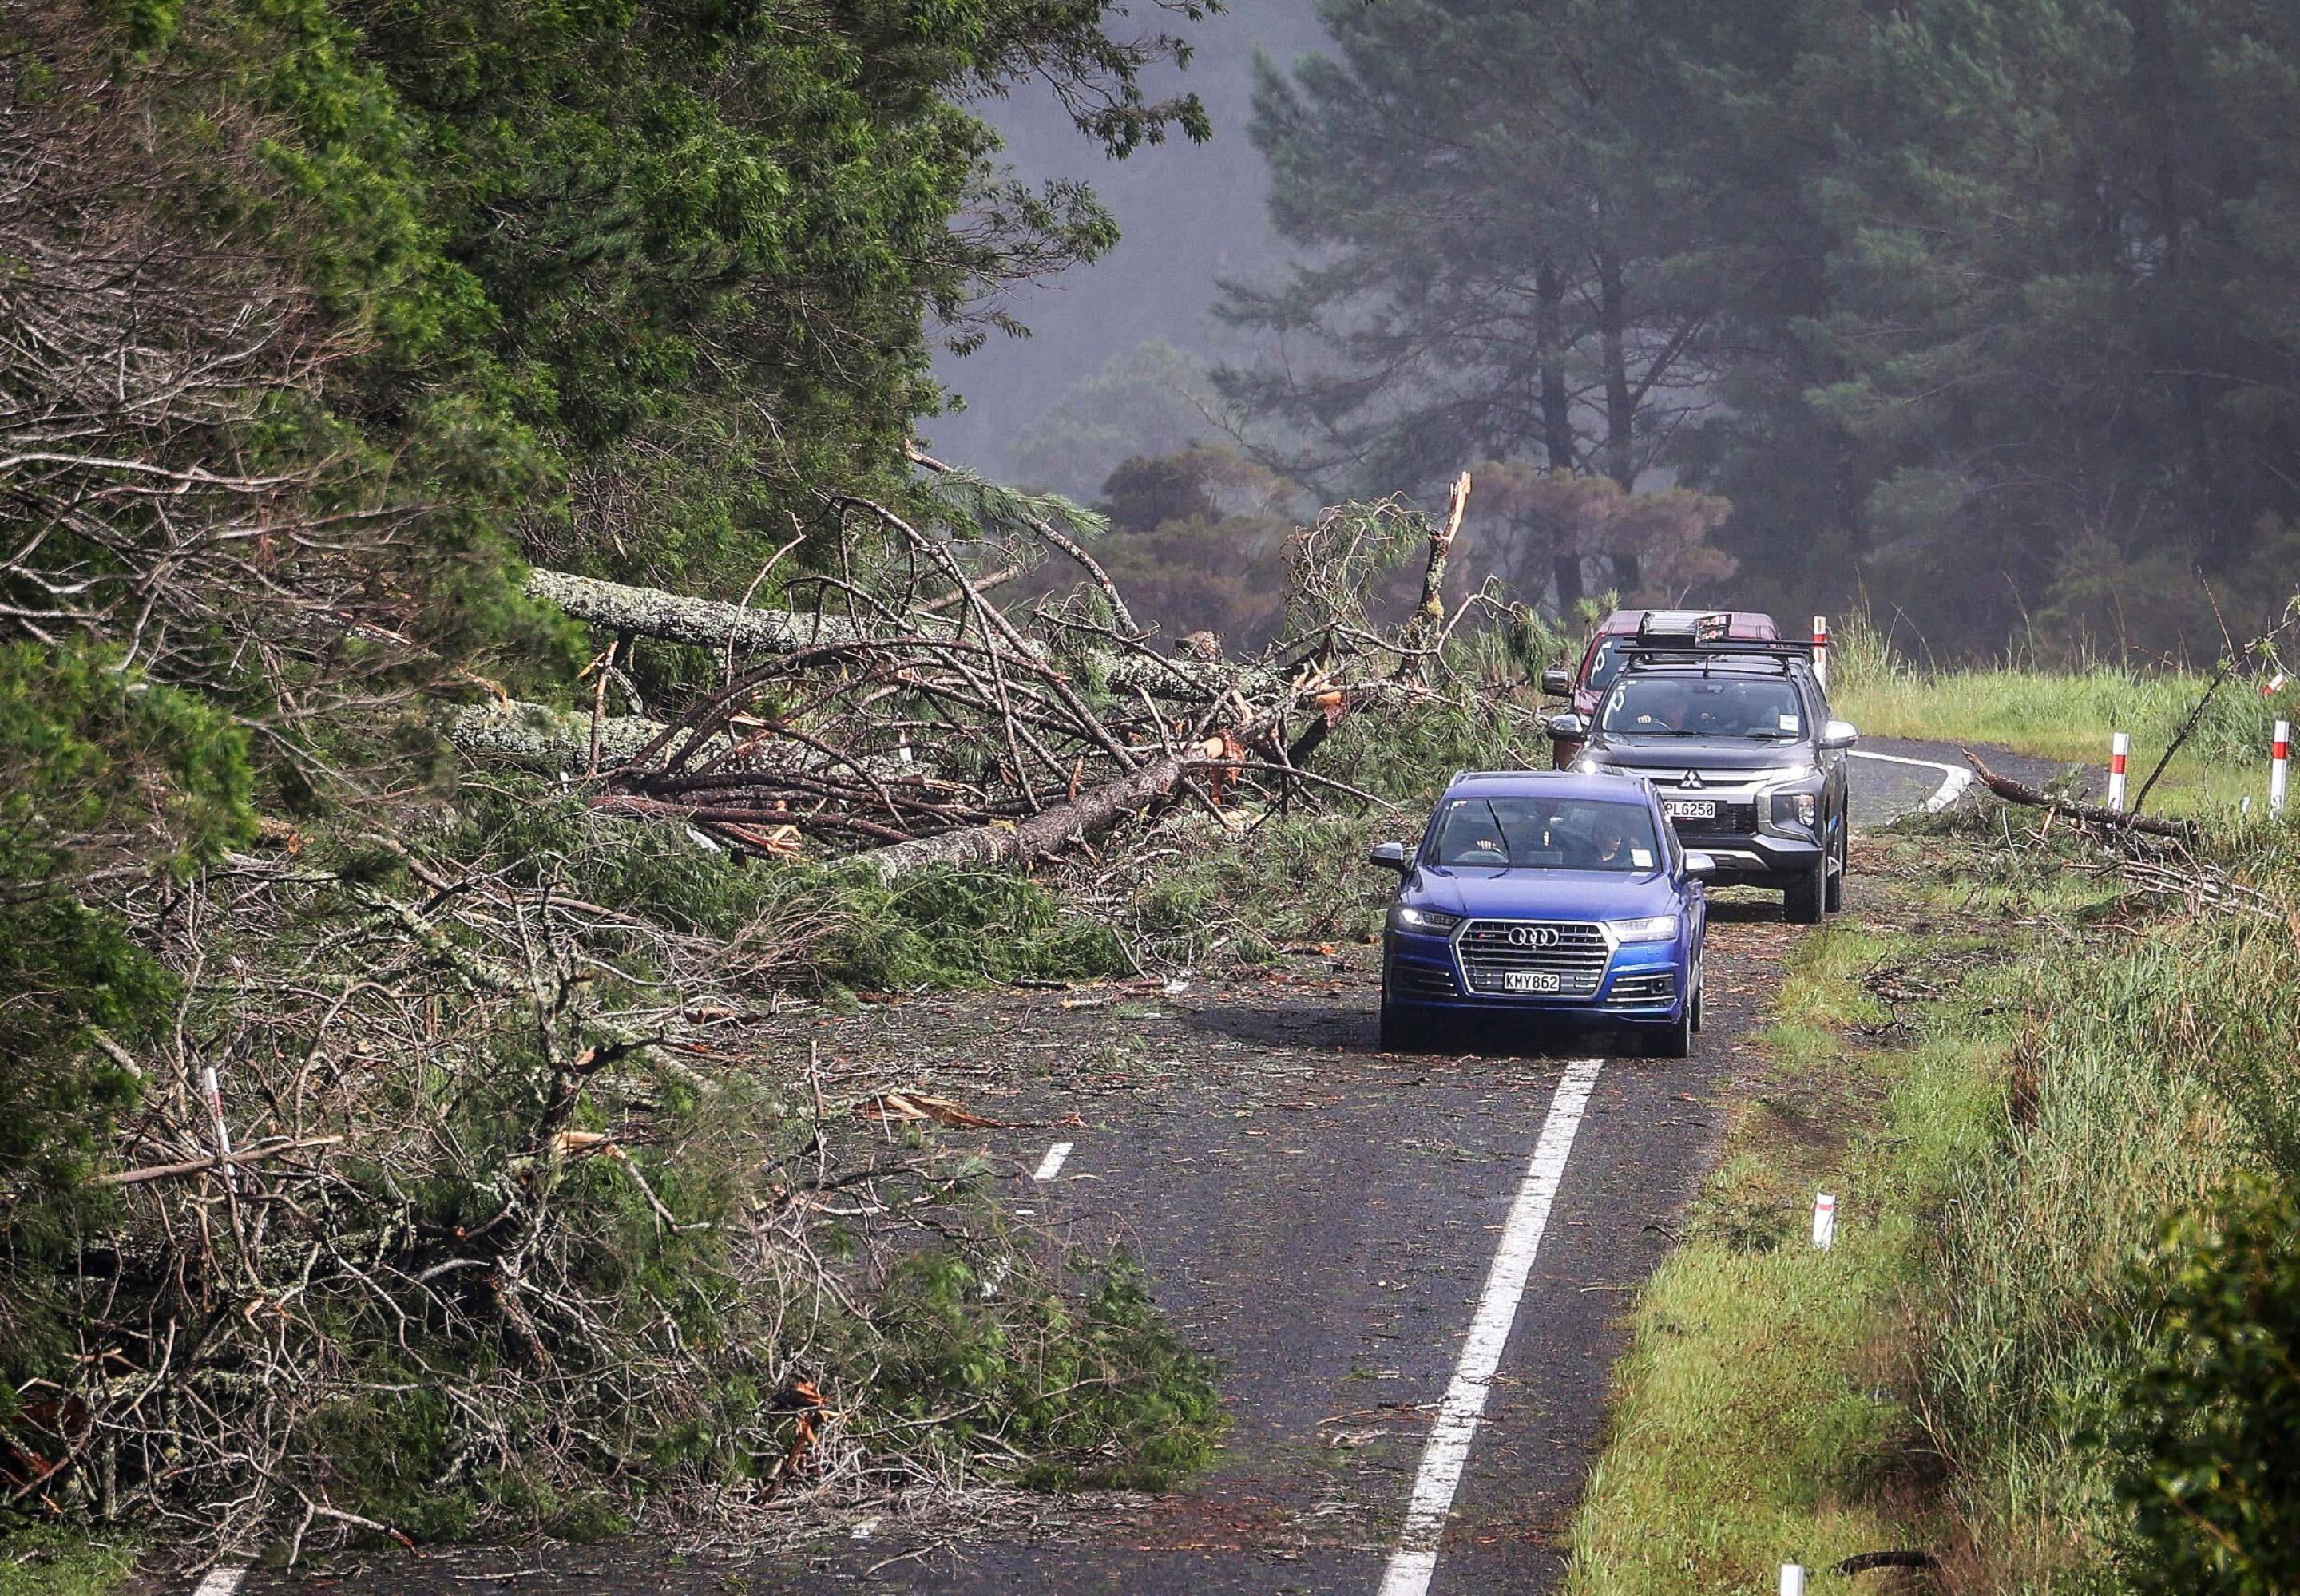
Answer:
xmin=1226 ymin=0 xmax=2300 ymax=656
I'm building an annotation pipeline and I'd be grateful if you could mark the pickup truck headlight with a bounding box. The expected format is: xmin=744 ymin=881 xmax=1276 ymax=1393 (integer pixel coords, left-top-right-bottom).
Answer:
xmin=1607 ymin=913 xmax=1681 ymax=944
xmin=1388 ymin=905 xmax=1463 ymax=936
xmin=1770 ymin=790 xmax=1819 ymax=829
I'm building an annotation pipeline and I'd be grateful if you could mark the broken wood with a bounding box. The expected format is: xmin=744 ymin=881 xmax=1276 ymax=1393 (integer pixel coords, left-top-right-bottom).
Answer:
xmin=1396 ymin=471 xmax=1472 ymax=683
xmin=1963 ymin=750 xmax=2194 ymax=838
xmin=854 ymin=749 xmax=1198 ymax=877
xmin=92 ymin=1136 xmax=343 ymax=1186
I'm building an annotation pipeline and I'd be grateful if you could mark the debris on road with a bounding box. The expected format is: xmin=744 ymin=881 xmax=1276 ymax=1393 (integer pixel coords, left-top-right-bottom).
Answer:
xmin=856 ymin=1091 xmax=1009 ymax=1129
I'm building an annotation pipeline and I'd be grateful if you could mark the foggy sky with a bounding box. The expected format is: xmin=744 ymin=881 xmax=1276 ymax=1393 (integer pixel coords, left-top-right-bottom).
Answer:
xmin=923 ymin=0 xmax=1334 ymax=474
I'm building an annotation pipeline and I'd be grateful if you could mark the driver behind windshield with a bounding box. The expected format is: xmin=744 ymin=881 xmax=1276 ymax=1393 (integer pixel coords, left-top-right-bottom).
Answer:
xmin=1603 ymin=675 xmax=1802 ymax=738
xmin=1429 ymin=798 xmax=1660 ymax=872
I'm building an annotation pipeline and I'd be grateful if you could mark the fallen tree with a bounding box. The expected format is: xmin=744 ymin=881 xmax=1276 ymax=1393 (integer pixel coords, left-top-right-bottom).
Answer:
xmin=470 ymin=487 xmax=1514 ymax=877
xmin=1963 ymin=749 xmax=2195 ymax=840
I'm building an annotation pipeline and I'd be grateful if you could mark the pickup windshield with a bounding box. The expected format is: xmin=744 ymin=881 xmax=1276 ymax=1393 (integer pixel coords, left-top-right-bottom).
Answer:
xmin=1600 ymin=675 xmax=1805 ymax=739
xmin=1428 ymin=798 xmax=1663 ymax=872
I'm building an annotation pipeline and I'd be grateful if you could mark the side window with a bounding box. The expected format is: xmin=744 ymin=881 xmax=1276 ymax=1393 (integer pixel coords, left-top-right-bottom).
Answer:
xmin=1661 ymin=807 xmax=1684 ymax=873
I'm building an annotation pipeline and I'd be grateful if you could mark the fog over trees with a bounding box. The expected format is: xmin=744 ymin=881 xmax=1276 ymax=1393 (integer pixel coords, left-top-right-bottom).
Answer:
xmin=953 ymin=0 xmax=2300 ymax=661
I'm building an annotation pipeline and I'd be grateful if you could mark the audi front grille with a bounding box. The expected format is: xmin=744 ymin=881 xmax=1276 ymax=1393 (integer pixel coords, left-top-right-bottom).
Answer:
xmin=1456 ymin=919 xmax=1610 ymax=996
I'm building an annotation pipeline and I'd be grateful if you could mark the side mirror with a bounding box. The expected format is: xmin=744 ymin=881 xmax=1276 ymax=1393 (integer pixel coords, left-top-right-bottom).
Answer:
xmin=1683 ymin=851 xmax=1718 ymax=881
xmin=1366 ymin=840 xmax=1412 ymax=874
xmin=1819 ymin=719 xmax=1859 ymax=750
xmin=1546 ymin=712 xmax=1586 ymax=740
xmin=1540 ymin=667 xmax=1572 ymax=697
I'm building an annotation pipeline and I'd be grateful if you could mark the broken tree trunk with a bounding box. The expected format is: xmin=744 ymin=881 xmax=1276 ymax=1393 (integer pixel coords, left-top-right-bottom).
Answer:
xmin=528 ymin=568 xmax=948 ymax=655
xmin=1395 ymin=472 xmax=1471 ymax=684
xmin=1964 ymin=750 xmax=2194 ymax=838
xmin=449 ymin=699 xmax=673 ymax=770
xmin=526 ymin=567 xmax=1267 ymax=699
xmin=854 ymin=748 xmax=1198 ymax=878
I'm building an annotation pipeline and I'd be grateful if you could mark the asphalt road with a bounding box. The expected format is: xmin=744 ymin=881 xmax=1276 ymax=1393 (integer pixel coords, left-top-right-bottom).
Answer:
xmin=224 ymin=739 xmax=2069 ymax=1596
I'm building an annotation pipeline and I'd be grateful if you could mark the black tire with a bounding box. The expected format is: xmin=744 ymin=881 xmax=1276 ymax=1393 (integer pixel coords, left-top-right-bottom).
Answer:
xmin=1378 ymin=1002 xmax=1414 ymax=1053
xmin=1784 ymin=858 xmax=1826 ymax=925
xmin=1824 ymin=821 xmax=1846 ymax=913
xmin=1690 ymin=964 xmax=1704 ymax=1033
xmin=1648 ymin=996 xmax=1693 ymax=1059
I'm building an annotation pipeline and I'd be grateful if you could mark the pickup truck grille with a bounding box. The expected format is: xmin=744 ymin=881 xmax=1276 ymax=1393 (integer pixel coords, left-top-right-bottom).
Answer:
xmin=1664 ymin=798 xmax=1759 ymax=835
xmin=1457 ymin=920 xmax=1609 ymax=996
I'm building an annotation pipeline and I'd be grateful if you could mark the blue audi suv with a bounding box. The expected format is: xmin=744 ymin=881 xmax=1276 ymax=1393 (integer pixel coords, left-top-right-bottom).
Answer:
xmin=1366 ymin=770 xmax=1713 ymax=1056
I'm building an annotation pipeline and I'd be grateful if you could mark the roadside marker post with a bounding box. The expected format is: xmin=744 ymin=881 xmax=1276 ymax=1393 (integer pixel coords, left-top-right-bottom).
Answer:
xmin=1811 ymin=616 xmax=1829 ymax=691
xmin=1812 ymin=1193 xmax=1837 ymax=1251
xmin=2107 ymin=731 xmax=2130 ymax=810
xmin=2273 ymin=721 xmax=2290 ymax=817
xmin=1780 ymin=1565 xmax=1807 ymax=1596
xmin=200 ymin=1066 xmax=232 ymax=1160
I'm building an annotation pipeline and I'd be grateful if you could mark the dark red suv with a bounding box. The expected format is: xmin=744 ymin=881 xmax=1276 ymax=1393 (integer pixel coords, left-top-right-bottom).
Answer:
xmin=1543 ymin=609 xmax=1780 ymax=767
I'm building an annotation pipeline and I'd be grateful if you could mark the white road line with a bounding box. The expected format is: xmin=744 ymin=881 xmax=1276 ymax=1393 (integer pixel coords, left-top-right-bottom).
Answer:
xmin=192 ymin=1566 xmax=248 ymax=1596
xmin=1377 ymin=1057 xmax=1605 ymax=1596
xmin=1849 ymin=748 xmax=1973 ymax=812
xmin=1032 ymin=1140 xmax=1074 ymax=1182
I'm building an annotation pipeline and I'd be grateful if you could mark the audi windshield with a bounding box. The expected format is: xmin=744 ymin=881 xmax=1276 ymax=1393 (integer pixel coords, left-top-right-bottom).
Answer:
xmin=1599 ymin=675 xmax=1804 ymax=739
xmin=1427 ymin=797 xmax=1663 ymax=872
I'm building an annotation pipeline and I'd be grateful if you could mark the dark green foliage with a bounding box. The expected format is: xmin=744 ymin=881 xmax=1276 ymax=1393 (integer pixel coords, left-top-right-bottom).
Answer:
xmin=815 ymin=867 xmax=1127 ymax=993
xmin=450 ymin=786 xmax=1128 ymax=991
xmin=124 ymin=0 xmax=1212 ymax=600
xmin=2106 ymin=1179 xmax=2300 ymax=1594
xmin=864 ymin=1247 xmax=1223 ymax=1491
xmin=0 ymin=643 xmax=254 ymax=1405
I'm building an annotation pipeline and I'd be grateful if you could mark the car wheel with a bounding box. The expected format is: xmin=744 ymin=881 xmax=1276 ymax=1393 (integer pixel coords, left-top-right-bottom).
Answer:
xmin=1648 ymin=997 xmax=1693 ymax=1059
xmin=1378 ymin=1002 xmax=1414 ymax=1053
xmin=1824 ymin=822 xmax=1846 ymax=913
xmin=1784 ymin=859 xmax=1826 ymax=925
xmin=1690 ymin=965 xmax=1704 ymax=1033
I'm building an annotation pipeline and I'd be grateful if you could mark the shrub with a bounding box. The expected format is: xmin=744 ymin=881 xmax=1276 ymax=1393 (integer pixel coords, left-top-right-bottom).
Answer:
xmin=2104 ymin=1178 xmax=2300 ymax=1595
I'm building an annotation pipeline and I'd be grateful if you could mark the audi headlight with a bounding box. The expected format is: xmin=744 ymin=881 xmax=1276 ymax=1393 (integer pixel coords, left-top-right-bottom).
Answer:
xmin=1770 ymin=790 xmax=1819 ymax=829
xmin=1388 ymin=905 xmax=1463 ymax=936
xmin=1607 ymin=913 xmax=1681 ymax=944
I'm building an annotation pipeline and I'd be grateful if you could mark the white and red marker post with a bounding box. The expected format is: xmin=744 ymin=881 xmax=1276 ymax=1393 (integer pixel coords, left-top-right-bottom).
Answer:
xmin=1812 ymin=1192 xmax=1837 ymax=1251
xmin=2273 ymin=720 xmax=2290 ymax=817
xmin=200 ymin=1065 xmax=232 ymax=1160
xmin=2107 ymin=731 xmax=2130 ymax=810
xmin=1810 ymin=615 xmax=1829 ymax=691
xmin=1780 ymin=1565 xmax=1807 ymax=1596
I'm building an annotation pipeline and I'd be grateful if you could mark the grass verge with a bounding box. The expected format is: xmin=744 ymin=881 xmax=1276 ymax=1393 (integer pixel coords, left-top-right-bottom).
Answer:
xmin=0 ymin=1528 xmax=137 ymax=1596
xmin=1828 ymin=618 xmax=2294 ymax=817
xmin=1564 ymin=825 xmax=2097 ymax=1593
xmin=1572 ymin=798 xmax=2300 ymax=1591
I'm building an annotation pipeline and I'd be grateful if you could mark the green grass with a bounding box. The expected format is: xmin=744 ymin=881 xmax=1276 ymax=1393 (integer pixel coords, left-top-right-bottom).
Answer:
xmin=1828 ymin=618 xmax=2294 ymax=817
xmin=1567 ymin=903 xmax=1993 ymax=1593
xmin=1572 ymin=801 xmax=2300 ymax=1593
xmin=0 ymin=1528 xmax=137 ymax=1596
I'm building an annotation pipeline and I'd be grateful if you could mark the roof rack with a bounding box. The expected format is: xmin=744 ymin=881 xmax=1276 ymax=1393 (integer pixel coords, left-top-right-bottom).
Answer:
xmin=1632 ymin=611 xmax=1810 ymax=653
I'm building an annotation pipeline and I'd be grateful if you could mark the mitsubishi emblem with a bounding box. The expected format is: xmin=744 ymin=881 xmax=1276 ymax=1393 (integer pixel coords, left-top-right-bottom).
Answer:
xmin=1681 ymin=770 xmax=1705 ymax=790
